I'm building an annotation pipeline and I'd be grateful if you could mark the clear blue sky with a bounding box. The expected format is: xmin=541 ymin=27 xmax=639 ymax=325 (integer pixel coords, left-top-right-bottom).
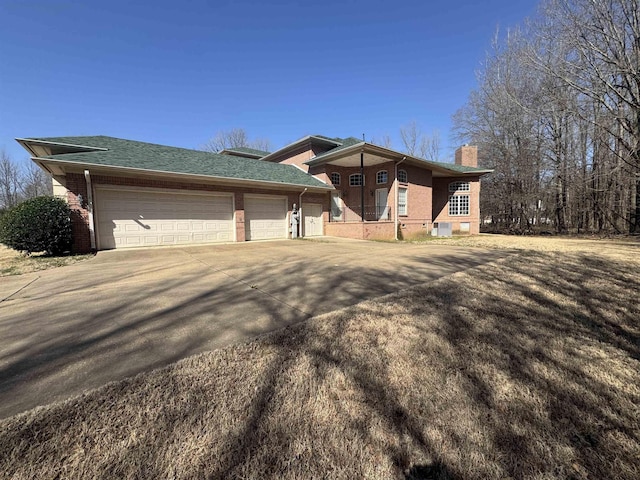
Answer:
xmin=0 ymin=0 xmax=537 ymax=165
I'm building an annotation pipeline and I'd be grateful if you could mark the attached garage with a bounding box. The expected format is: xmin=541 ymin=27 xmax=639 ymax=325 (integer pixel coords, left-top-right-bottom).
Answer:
xmin=95 ymin=187 xmax=234 ymax=249
xmin=244 ymin=195 xmax=287 ymax=240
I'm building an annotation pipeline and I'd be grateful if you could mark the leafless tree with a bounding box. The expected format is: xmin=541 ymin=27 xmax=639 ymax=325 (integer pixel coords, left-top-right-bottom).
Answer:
xmin=370 ymin=134 xmax=393 ymax=149
xmin=399 ymin=121 xmax=442 ymax=160
xmin=202 ymin=128 xmax=271 ymax=153
xmin=0 ymin=149 xmax=21 ymax=209
xmin=532 ymin=0 xmax=640 ymax=232
xmin=21 ymin=162 xmax=52 ymax=199
xmin=454 ymin=0 xmax=640 ymax=234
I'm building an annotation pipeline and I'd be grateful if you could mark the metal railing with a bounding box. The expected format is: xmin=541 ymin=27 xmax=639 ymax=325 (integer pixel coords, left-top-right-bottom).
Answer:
xmin=330 ymin=204 xmax=393 ymax=222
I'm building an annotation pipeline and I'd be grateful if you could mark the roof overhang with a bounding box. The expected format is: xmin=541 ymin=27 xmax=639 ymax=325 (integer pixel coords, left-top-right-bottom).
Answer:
xmin=16 ymin=138 xmax=108 ymax=158
xmin=259 ymin=135 xmax=342 ymax=162
xmin=30 ymin=156 xmax=334 ymax=193
xmin=304 ymin=142 xmax=493 ymax=177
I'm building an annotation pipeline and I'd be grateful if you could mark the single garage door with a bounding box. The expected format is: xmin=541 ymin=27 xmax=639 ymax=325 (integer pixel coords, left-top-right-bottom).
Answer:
xmin=244 ymin=195 xmax=287 ymax=240
xmin=96 ymin=187 xmax=234 ymax=249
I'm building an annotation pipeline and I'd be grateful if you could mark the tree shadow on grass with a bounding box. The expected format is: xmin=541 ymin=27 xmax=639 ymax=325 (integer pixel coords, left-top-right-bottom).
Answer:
xmin=1 ymin=245 xmax=638 ymax=479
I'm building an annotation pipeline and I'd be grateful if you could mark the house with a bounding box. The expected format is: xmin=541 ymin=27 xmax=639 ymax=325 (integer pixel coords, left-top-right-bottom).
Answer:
xmin=16 ymin=135 xmax=492 ymax=252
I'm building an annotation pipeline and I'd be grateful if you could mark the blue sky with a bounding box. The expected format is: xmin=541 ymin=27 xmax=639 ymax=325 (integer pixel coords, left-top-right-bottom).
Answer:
xmin=0 ymin=0 xmax=537 ymax=165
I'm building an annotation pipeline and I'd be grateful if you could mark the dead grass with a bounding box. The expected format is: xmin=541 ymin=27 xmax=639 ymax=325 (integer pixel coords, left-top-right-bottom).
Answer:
xmin=1 ymin=237 xmax=639 ymax=479
xmin=0 ymin=245 xmax=92 ymax=276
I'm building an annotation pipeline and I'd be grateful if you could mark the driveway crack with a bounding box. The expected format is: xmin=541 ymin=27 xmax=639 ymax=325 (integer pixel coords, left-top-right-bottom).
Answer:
xmin=1 ymin=276 xmax=40 ymax=303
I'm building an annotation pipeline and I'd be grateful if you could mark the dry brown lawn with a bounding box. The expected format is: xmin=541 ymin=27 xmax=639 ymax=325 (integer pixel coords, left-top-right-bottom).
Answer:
xmin=1 ymin=236 xmax=639 ymax=479
xmin=0 ymin=245 xmax=92 ymax=276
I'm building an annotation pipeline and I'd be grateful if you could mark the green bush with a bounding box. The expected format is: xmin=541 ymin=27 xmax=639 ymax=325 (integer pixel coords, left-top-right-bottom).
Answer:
xmin=0 ymin=196 xmax=72 ymax=255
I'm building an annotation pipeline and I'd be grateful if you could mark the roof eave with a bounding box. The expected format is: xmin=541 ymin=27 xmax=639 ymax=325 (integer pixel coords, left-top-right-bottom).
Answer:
xmin=304 ymin=142 xmax=493 ymax=176
xmin=31 ymin=156 xmax=334 ymax=192
xmin=260 ymin=135 xmax=342 ymax=162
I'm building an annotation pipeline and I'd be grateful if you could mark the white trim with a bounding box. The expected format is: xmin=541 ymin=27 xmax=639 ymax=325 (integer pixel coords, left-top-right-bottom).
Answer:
xmin=93 ymin=186 xmax=236 ymax=249
xmin=302 ymin=202 xmax=323 ymax=236
xmin=448 ymin=194 xmax=470 ymax=216
xmin=243 ymin=194 xmax=288 ymax=241
xmin=29 ymin=156 xmax=333 ymax=192
xmin=349 ymin=173 xmax=364 ymax=187
xmin=376 ymin=170 xmax=388 ymax=184
xmin=398 ymin=187 xmax=408 ymax=216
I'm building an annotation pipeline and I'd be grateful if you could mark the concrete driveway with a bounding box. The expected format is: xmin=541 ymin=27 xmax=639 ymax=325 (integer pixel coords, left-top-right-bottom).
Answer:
xmin=0 ymin=238 xmax=509 ymax=419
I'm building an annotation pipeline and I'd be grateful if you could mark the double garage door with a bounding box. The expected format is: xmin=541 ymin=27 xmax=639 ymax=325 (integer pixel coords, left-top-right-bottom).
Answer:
xmin=96 ymin=188 xmax=235 ymax=249
xmin=95 ymin=188 xmax=290 ymax=249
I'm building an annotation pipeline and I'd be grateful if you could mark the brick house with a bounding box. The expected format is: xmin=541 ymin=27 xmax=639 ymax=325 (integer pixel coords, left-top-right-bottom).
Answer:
xmin=17 ymin=135 xmax=491 ymax=252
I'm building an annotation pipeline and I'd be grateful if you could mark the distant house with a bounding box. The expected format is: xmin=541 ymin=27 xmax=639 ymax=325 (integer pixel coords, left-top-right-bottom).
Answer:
xmin=17 ymin=135 xmax=491 ymax=252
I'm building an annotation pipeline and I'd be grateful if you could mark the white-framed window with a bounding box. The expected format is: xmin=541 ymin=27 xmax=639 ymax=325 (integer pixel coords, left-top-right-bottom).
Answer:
xmin=449 ymin=194 xmax=470 ymax=216
xmin=398 ymin=169 xmax=408 ymax=183
xmin=376 ymin=170 xmax=388 ymax=184
xmin=449 ymin=181 xmax=470 ymax=192
xmin=330 ymin=172 xmax=341 ymax=186
xmin=349 ymin=173 xmax=363 ymax=187
xmin=398 ymin=187 xmax=408 ymax=216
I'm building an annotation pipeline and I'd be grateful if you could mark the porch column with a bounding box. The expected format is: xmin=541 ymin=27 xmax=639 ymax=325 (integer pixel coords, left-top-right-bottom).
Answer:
xmin=360 ymin=149 xmax=364 ymax=222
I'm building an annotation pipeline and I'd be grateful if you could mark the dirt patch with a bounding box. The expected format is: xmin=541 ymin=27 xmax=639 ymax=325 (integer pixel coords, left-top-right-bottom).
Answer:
xmin=0 ymin=237 xmax=638 ymax=479
xmin=0 ymin=245 xmax=92 ymax=276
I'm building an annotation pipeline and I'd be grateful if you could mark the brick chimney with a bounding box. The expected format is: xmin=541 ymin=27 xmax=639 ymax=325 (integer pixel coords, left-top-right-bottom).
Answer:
xmin=455 ymin=145 xmax=478 ymax=168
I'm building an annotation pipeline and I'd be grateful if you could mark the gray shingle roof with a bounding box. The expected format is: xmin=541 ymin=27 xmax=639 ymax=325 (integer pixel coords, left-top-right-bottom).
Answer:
xmin=307 ymin=138 xmax=491 ymax=174
xmin=27 ymin=136 xmax=331 ymax=189
xmin=222 ymin=146 xmax=271 ymax=157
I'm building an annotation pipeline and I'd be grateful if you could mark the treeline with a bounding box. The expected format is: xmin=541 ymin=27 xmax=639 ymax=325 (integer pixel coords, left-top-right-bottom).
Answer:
xmin=454 ymin=0 xmax=639 ymax=234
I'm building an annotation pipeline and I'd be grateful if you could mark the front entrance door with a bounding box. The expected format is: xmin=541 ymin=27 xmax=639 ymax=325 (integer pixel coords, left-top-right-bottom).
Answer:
xmin=375 ymin=188 xmax=389 ymax=220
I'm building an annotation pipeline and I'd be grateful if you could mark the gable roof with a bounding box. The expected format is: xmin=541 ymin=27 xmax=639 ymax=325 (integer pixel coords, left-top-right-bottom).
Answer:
xmin=17 ymin=136 xmax=331 ymax=190
xmin=304 ymin=139 xmax=492 ymax=176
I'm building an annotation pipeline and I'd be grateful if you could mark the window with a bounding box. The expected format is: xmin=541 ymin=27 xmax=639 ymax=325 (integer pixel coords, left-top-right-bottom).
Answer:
xmin=376 ymin=170 xmax=388 ymax=184
xmin=449 ymin=181 xmax=470 ymax=192
xmin=398 ymin=169 xmax=408 ymax=183
xmin=331 ymin=192 xmax=343 ymax=220
xmin=330 ymin=172 xmax=341 ymax=186
xmin=349 ymin=173 xmax=363 ymax=187
xmin=448 ymin=194 xmax=470 ymax=216
xmin=398 ymin=187 xmax=408 ymax=216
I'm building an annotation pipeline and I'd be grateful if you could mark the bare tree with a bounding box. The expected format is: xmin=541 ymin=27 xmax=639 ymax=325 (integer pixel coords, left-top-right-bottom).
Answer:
xmin=533 ymin=0 xmax=640 ymax=232
xmin=202 ymin=128 xmax=271 ymax=153
xmin=21 ymin=162 xmax=52 ymax=199
xmin=370 ymin=134 xmax=393 ymax=149
xmin=399 ymin=121 xmax=442 ymax=160
xmin=0 ymin=149 xmax=21 ymax=209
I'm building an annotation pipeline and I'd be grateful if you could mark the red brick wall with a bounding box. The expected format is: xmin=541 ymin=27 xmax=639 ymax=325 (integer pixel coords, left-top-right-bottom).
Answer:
xmin=64 ymin=173 xmax=92 ymax=253
xmin=60 ymin=173 xmax=331 ymax=251
xmin=432 ymin=176 xmax=480 ymax=234
xmin=324 ymin=221 xmax=395 ymax=240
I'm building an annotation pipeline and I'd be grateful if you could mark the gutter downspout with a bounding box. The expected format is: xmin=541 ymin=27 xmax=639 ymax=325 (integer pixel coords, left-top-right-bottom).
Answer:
xmin=298 ymin=188 xmax=308 ymax=238
xmin=84 ymin=170 xmax=96 ymax=250
xmin=394 ymin=157 xmax=407 ymax=240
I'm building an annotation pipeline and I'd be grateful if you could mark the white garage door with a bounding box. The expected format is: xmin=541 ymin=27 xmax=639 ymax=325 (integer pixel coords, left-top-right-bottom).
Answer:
xmin=244 ymin=195 xmax=287 ymax=240
xmin=96 ymin=188 xmax=234 ymax=249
